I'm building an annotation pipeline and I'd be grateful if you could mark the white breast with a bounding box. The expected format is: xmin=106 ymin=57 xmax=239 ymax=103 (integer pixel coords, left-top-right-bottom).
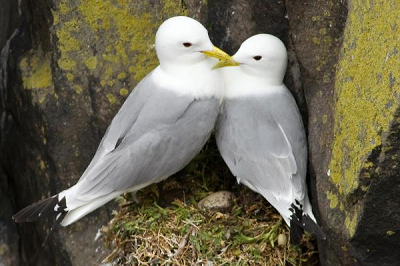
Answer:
xmin=151 ymin=59 xmax=224 ymax=100
xmin=219 ymin=67 xmax=284 ymax=99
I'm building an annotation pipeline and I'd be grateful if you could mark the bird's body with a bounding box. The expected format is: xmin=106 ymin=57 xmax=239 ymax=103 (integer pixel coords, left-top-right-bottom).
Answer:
xmin=13 ymin=16 xmax=235 ymax=234
xmin=216 ymin=34 xmax=324 ymax=243
xmin=60 ymin=63 xmax=223 ymax=226
xmin=216 ymin=68 xmax=312 ymax=224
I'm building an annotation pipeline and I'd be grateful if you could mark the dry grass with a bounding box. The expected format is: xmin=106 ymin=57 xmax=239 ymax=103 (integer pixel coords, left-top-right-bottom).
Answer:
xmin=102 ymin=140 xmax=318 ymax=265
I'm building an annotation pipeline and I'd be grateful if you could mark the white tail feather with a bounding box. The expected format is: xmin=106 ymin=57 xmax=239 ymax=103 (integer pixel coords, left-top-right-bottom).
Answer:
xmin=61 ymin=191 xmax=122 ymax=226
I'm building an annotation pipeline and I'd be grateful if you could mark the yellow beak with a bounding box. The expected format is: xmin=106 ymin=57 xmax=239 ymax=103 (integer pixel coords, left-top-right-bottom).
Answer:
xmin=202 ymin=46 xmax=239 ymax=69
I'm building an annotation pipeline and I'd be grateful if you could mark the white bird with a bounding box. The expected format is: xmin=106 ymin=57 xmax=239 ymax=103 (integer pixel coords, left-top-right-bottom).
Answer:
xmin=215 ymin=34 xmax=325 ymax=244
xmin=13 ymin=16 xmax=236 ymax=239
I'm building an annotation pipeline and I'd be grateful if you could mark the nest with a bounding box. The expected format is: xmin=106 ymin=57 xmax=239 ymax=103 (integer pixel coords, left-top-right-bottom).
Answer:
xmin=102 ymin=142 xmax=318 ymax=265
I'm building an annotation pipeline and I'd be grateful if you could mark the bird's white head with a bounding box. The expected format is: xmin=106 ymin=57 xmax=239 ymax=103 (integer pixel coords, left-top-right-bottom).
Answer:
xmin=155 ymin=16 xmax=235 ymax=71
xmin=232 ymin=34 xmax=288 ymax=85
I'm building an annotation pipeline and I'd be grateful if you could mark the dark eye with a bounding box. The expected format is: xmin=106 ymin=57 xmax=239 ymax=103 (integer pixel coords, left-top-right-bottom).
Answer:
xmin=253 ymin=56 xmax=262 ymax=61
xmin=183 ymin=42 xmax=192 ymax=47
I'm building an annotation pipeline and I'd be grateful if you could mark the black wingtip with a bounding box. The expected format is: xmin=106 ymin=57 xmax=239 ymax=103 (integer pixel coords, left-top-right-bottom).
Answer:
xmin=290 ymin=219 xmax=304 ymax=245
xmin=289 ymin=201 xmax=326 ymax=243
xmin=13 ymin=196 xmax=59 ymax=222
xmin=42 ymin=211 xmax=68 ymax=246
xmin=13 ymin=196 xmax=68 ymax=245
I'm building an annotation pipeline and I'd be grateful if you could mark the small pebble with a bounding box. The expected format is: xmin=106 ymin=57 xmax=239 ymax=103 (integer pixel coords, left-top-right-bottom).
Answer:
xmin=198 ymin=191 xmax=235 ymax=213
xmin=277 ymin=234 xmax=287 ymax=246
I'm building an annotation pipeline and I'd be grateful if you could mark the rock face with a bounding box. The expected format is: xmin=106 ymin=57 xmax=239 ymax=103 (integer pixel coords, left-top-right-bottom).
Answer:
xmin=2 ymin=0 xmax=400 ymax=265
xmin=289 ymin=1 xmax=400 ymax=265
xmin=317 ymin=1 xmax=400 ymax=265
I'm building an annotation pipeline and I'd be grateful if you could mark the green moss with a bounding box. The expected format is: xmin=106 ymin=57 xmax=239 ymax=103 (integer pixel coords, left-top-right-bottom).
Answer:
xmin=328 ymin=0 xmax=400 ymax=235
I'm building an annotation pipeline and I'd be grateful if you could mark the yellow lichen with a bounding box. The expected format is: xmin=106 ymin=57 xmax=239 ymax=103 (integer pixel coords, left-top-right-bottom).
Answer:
xmin=312 ymin=16 xmax=321 ymax=22
xmin=329 ymin=0 xmax=400 ymax=238
xmin=59 ymin=2 xmax=70 ymax=14
xmin=344 ymin=210 xmax=358 ymax=237
xmin=107 ymin=93 xmax=117 ymax=104
xmin=117 ymin=72 xmax=127 ymax=80
xmin=52 ymin=10 xmax=60 ymax=25
xmin=387 ymin=230 xmax=395 ymax=236
xmin=58 ymin=57 xmax=76 ymax=71
xmin=51 ymin=0 xmax=187 ymax=113
xmin=312 ymin=37 xmax=320 ymax=45
xmin=76 ymin=0 xmax=187 ymax=82
xmin=19 ymin=50 xmax=54 ymax=105
xmin=322 ymin=114 xmax=328 ymax=124
xmin=75 ymin=85 xmax=83 ymax=94
xmin=0 ymin=244 xmax=8 ymax=256
xmin=330 ymin=0 xmax=400 ymax=195
xmin=119 ymin=88 xmax=129 ymax=96
xmin=20 ymin=52 xmax=53 ymax=89
xmin=326 ymin=191 xmax=338 ymax=208
xmin=85 ymin=56 xmax=97 ymax=70
xmin=66 ymin=73 xmax=74 ymax=81
xmin=40 ymin=160 xmax=46 ymax=171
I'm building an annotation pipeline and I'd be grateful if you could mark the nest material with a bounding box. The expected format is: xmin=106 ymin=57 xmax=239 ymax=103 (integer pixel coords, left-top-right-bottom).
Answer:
xmin=102 ymin=181 xmax=317 ymax=265
xmin=102 ymin=142 xmax=318 ymax=265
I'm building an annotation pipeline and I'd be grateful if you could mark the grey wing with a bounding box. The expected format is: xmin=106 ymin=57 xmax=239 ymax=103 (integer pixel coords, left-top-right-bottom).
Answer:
xmin=66 ymin=78 xmax=219 ymax=209
xmin=78 ymin=72 xmax=156 ymax=179
xmin=216 ymin=92 xmax=307 ymax=217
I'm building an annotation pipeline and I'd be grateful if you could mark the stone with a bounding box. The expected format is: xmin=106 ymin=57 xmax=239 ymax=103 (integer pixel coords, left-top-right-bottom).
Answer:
xmin=277 ymin=234 xmax=287 ymax=246
xmin=198 ymin=191 xmax=235 ymax=213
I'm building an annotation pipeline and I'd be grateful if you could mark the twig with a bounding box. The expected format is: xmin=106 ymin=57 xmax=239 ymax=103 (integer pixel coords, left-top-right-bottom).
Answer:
xmin=173 ymin=229 xmax=191 ymax=258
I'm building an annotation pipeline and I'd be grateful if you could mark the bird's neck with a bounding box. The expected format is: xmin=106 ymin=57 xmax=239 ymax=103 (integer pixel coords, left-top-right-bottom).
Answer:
xmin=240 ymin=66 xmax=285 ymax=86
xmin=221 ymin=67 xmax=285 ymax=99
xmin=152 ymin=60 xmax=224 ymax=100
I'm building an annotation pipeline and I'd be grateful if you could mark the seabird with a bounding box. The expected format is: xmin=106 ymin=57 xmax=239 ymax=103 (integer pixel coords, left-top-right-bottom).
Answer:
xmin=13 ymin=16 xmax=236 ymax=240
xmin=215 ymin=34 xmax=325 ymax=244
